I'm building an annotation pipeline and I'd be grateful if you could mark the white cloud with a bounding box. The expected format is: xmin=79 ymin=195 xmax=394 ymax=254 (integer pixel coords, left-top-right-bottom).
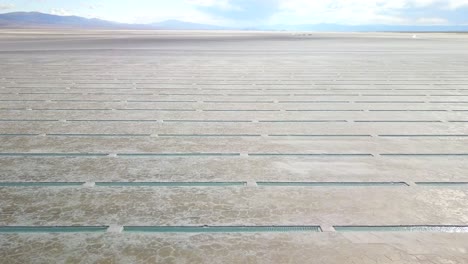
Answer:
xmin=182 ymin=0 xmax=468 ymax=25
xmin=50 ymin=8 xmax=73 ymax=16
xmin=271 ymin=0 xmax=404 ymax=25
xmin=392 ymin=0 xmax=468 ymax=9
xmin=446 ymin=0 xmax=468 ymax=9
xmin=129 ymin=8 xmax=226 ymax=25
xmin=179 ymin=0 xmax=468 ymax=26
xmin=0 ymin=3 xmax=14 ymax=10
xmin=267 ymin=0 xmax=468 ymax=25
xmin=82 ymin=3 xmax=103 ymax=10
xmin=187 ymin=0 xmax=240 ymax=10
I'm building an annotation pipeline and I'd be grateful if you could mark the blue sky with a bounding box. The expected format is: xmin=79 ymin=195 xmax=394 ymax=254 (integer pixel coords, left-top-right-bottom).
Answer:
xmin=1 ymin=0 xmax=468 ymax=26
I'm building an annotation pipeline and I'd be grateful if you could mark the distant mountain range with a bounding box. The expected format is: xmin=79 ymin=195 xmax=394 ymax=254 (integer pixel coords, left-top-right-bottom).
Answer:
xmin=1 ymin=12 xmax=467 ymax=31
xmin=0 ymin=12 xmax=224 ymax=30
xmin=0 ymin=12 xmax=126 ymax=28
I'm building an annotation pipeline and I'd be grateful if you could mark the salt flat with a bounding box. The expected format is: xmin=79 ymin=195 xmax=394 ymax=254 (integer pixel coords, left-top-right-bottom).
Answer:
xmin=0 ymin=30 xmax=468 ymax=263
